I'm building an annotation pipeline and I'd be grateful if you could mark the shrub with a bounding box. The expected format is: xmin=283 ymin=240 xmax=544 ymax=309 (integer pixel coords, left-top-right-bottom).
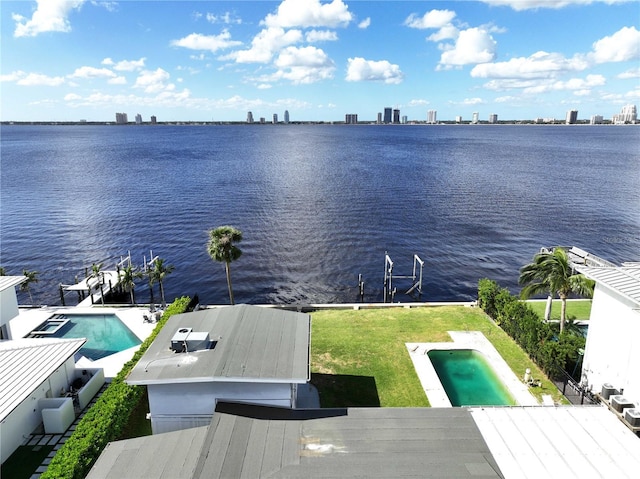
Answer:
xmin=477 ymin=279 xmax=584 ymax=380
xmin=41 ymin=296 xmax=191 ymax=479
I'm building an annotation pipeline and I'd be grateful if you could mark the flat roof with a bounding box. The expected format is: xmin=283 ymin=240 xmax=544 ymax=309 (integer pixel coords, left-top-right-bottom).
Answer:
xmin=87 ymin=406 xmax=503 ymax=479
xmin=576 ymin=264 xmax=640 ymax=306
xmin=87 ymin=404 xmax=640 ymax=479
xmin=0 ymin=338 xmax=86 ymax=422
xmin=127 ymin=305 xmax=311 ymax=385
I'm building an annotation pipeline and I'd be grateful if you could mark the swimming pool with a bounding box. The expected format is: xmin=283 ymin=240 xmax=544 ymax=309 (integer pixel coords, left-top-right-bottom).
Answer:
xmin=428 ymin=349 xmax=516 ymax=407
xmin=32 ymin=314 xmax=141 ymax=360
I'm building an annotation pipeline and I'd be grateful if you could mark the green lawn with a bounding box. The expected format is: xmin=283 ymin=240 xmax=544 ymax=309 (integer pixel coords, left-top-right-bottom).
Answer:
xmin=525 ymin=299 xmax=592 ymax=321
xmin=310 ymin=306 xmax=565 ymax=407
xmin=1 ymin=445 xmax=53 ymax=479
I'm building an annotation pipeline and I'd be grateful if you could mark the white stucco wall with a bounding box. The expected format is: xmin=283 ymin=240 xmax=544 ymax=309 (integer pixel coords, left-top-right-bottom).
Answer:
xmin=581 ymin=285 xmax=640 ymax=403
xmin=0 ymin=288 xmax=19 ymax=339
xmin=0 ymin=357 xmax=76 ymax=463
xmin=147 ymin=381 xmax=294 ymax=434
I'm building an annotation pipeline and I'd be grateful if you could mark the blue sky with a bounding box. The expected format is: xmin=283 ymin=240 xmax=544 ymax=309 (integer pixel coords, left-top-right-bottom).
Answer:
xmin=1 ymin=0 xmax=638 ymax=122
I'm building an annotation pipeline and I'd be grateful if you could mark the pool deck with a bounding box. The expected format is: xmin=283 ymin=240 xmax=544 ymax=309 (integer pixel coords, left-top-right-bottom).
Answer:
xmin=10 ymin=306 xmax=157 ymax=378
xmin=406 ymin=331 xmax=538 ymax=407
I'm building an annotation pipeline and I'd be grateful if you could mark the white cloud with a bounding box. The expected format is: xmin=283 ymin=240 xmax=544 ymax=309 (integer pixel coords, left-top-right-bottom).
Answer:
xmin=134 ymin=68 xmax=174 ymax=94
xmin=64 ymin=93 xmax=82 ymax=101
xmin=205 ymin=12 xmax=242 ymax=25
xmin=358 ymin=17 xmax=371 ymax=29
xmin=68 ymin=66 xmax=116 ymax=79
xmin=224 ymin=27 xmax=303 ymax=64
xmin=408 ymin=99 xmax=429 ymax=106
xmin=16 ymin=73 xmax=66 ymax=86
xmin=269 ymin=46 xmax=336 ymax=84
xmin=461 ymin=97 xmax=485 ymax=105
xmin=263 ymin=0 xmax=352 ymax=28
xmin=111 ymin=58 xmax=146 ymax=72
xmin=428 ymin=24 xmax=459 ymax=42
xmin=439 ymin=28 xmax=497 ymax=67
xmin=172 ymin=31 xmax=242 ymax=53
xmin=618 ymin=67 xmax=640 ymax=79
xmin=590 ymin=26 xmax=640 ymax=63
xmin=305 ymin=30 xmax=338 ymax=42
xmin=479 ymin=0 xmax=631 ymax=11
xmin=346 ymin=57 xmax=403 ymax=84
xmin=108 ymin=76 xmax=127 ymax=85
xmin=522 ymin=74 xmax=606 ymax=94
xmin=405 ymin=10 xmax=456 ymax=29
xmin=0 ymin=71 xmax=27 ymax=82
xmin=471 ymin=51 xmax=588 ymax=79
xmin=13 ymin=0 xmax=85 ymax=37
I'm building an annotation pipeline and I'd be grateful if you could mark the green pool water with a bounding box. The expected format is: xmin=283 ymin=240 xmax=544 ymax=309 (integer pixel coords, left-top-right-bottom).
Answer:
xmin=47 ymin=314 xmax=141 ymax=360
xmin=428 ymin=349 xmax=516 ymax=406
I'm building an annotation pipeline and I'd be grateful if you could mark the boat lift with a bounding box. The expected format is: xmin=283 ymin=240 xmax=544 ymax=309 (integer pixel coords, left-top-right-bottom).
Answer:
xmin=383 ymin=252 xmax=424 ymax=302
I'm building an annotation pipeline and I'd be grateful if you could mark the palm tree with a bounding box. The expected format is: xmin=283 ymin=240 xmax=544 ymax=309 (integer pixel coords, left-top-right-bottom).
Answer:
xmin=153 ymin=257 xmax=175 ymax=308
xmin=89 ymin=262 xmax=105 ymax=305
xmin=145 ymin=264 xmax=157 ymax=310
xmin=120 ymin=264 xmax=143 ymax=305
xmin=21 ymin=269 xmax=39 ymax=304
xmin=207 ymin=226 xmax=243 ymax=305
xmin=0 ymin=266 xmax=6 ymax=276
xmin=519 ymin=248 xmax=594 ymax=334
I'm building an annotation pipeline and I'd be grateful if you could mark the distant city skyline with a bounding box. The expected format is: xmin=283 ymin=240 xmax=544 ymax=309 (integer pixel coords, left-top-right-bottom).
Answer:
xmin=1 ymin=1 xmax=638 ymax=122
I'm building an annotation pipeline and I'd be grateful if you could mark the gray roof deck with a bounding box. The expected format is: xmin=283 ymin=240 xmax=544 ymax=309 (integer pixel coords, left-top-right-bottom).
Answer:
xmin=575 ymin=263 xmax=640 ymax=307
xmin=88 ymin=405 xmax=504 ymax=479
xmin=127 ymin=305 xmax=311 ymax=385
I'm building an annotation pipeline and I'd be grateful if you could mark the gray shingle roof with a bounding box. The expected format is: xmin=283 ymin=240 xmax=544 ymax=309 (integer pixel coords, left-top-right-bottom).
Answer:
xmin=127 ymin=305 xmax=311 ymax=385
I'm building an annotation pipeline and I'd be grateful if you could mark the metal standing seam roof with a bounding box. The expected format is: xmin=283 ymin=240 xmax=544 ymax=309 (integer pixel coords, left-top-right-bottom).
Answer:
xmin=126 ymin=304 xmax=311 ymax=385
xmin=0 ymin=338 xmax=86 ymax=422
xmin=0 ymin=275 xmax=26 ymax=293
xmin=576 ymin=264 xmax=640 ymax=307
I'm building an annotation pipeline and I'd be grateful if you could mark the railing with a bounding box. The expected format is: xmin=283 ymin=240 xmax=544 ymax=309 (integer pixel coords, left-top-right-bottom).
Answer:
xmin=552 ymin=368 xmax=598 ymax=405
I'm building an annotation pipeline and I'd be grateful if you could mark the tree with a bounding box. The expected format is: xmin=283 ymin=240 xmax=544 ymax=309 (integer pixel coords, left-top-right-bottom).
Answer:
xmin=152 ymin=257 xmax=175 ymax=308
xmin=519 ymin=248 xmax=594 ymax=334
xmin=207 ymin=226 xmax=243 ymax=305
xmin=120 ymin=264 xmax=143 ymax=305
xmin=145 ymin=264 xmax=157 ymax=310
xmin=21 ymin=269 xmax=39 ymax=304
xmin=89 ymin=262 xmax=105 ymax=305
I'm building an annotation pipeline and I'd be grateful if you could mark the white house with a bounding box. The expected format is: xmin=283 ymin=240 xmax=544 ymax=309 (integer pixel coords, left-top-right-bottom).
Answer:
xmin=0 ymin=276 xmax=26 ymax=340
xmin=0 ymin=338 xmax=86 ymax=463
xmin=578 ymin=263 xmax=640 ymax=403
xmin=126 ymin=304 xmax=311 ymax=434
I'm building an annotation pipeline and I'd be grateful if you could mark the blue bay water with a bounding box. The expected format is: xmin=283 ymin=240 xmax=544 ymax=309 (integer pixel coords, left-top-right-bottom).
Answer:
xmin=1 ymin=124 xmax=638 ymax=305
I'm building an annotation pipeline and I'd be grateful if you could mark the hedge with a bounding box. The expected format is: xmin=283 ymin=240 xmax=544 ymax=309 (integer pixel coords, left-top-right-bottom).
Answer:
xmin=478 ymin=279 xmax=584 ymax=378
xmin=41 ymin=296 xmax=191 ymax=479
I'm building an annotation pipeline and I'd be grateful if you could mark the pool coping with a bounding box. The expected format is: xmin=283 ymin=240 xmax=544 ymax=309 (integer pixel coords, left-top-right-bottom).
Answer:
xmin=406 ymin=331 xmax=538 ymax=407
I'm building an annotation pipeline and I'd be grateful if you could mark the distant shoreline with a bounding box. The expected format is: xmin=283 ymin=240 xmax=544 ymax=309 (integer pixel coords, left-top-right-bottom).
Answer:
xmin=2 ymin=120 xmax=637 ymax=126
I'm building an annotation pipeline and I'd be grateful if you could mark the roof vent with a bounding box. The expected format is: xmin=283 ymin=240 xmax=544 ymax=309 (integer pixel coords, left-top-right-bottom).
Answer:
xmin=170 ymin=328 xmax=213 ymax=353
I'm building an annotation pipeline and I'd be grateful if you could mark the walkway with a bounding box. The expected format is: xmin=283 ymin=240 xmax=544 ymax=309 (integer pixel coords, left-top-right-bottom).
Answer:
xmin=24 ymin=383 xmax=109 ymax=478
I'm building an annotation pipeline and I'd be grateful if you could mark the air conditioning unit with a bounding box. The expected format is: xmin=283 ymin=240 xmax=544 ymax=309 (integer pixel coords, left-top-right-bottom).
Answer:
xmin=170 ymin=328 xmax=193 ymax=352
xmin=610 ymin=395 xmax=634 ymax=413
xmin=184 ymin=332 xmax=210 ymax=352
xmin=624 ymin=409 xmax=640 ymax=427
xmin=601 ymin=383 xmax=618 ymax=400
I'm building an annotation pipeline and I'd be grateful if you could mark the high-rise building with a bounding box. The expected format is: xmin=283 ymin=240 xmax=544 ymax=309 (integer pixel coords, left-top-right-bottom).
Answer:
xmin=566 ymin=110 xmax=578 ymax=124
xmin=590 ymin=115 xmax=603 ymax=125
xmin=345 ymin=114 xmax=358 ymax=124
xmin=377 ymin=112 xmax=382 ymax=124
xmin=115 ymin=112 xmax=128 ymax=124
xmin=383 ymin=107 xmax=392 ymax=124
xmin=284 ymin=110 xmax=290 ymax=124
xmin=247 ymin=111 xmax=254 ymax=123
xmin=150 ymin=115 xmax=157 ymax=124
xmin=273 ymin=113 xmax=278 ymax=124
xmin=488 ymin=114 xmax=498 ymax=124
xmin=427 ymin=110 xmax=437 ymax=124
xmin=135 ymin=114 xmax=142 ymax=124
xmin=393 ymin=109 xmax=400 ymax=124
xmin=455 ymin=116 xmax=462 ymax=123
xmin=472 ymin=112 xmax=479 ymax=124
xmin=401 ymin=115 xmax=408 ymax=124
xmin=612 ymin=104 xmax=637 ymax=124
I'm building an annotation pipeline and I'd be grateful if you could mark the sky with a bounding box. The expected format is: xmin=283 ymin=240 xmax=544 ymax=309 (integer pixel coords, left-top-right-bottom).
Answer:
xmin=1 ymin=0 xmax=639 ymax=122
